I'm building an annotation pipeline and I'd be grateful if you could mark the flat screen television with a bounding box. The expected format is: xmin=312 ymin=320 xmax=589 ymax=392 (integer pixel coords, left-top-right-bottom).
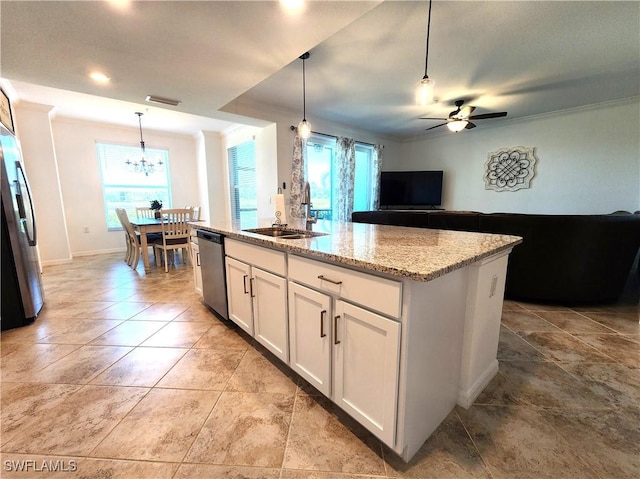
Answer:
xmin=379 ymin=170 xmax=443 ymax=209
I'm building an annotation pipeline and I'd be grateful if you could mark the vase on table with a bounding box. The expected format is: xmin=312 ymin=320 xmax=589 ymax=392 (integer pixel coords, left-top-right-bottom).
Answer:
xmin=154 ymin=211 xmax=161 ymax=219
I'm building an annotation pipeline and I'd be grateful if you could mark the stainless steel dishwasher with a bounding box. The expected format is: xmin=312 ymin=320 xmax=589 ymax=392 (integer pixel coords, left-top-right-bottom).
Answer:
xmin=197 ymin=230 xmax=229 ymax=320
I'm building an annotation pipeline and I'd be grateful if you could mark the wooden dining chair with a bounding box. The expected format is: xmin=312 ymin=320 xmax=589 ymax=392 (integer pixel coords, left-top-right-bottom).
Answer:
xmin=116 ymin=208 xmax=141 ymax=269
xmin=136 ymin=207 xmax=155 ymax=219
xmin=153 ymin=208 xmax=192 ymax=272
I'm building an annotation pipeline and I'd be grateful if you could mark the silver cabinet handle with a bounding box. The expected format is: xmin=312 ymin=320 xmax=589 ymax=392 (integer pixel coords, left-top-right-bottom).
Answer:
xmin=318 ymin=275 xmax=342 ymax=285
xmin=320 ymin=310 xmax=327 ymax=338
xmin=196 ymin=252 xmax=200 ymax=267
xmin=249 ymin=277 xmax=255 ymax=298
xmin=334 ymin=315 xmax=341 ymax=344
xmin=243 ymin=275 xmax=249 ymax=294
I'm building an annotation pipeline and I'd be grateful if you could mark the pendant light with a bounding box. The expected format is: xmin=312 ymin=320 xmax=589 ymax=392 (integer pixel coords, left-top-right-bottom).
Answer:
xmin=125 ymin=112 xmax=164 ymax=176
xmin=416 ymin=0 xmax=435 ymax=106
xmin=297 ymin=52 xmax=311 ymax=140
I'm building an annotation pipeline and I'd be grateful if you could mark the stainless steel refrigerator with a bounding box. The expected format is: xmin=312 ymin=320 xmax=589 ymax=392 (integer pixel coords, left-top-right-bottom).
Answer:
xmin=1 ymin=92 xmax=44 ymax=330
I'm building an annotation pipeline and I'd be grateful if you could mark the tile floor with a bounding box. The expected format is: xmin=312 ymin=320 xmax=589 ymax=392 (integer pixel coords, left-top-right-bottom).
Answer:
xmin=1 ymin=252 xmax=638 ymax=478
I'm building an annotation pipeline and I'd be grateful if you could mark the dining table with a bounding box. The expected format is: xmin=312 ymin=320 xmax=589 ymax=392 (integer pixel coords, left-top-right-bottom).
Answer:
xmin=128 ymin=217 xmax=164 ymax=272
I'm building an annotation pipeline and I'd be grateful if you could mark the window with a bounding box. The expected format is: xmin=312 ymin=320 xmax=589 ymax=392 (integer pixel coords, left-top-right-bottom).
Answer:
xmin=305 ymin=134 xmax=376 ymax=219
xmin=97 ymin=142 xmax=171 ymax=229
xmin=228 ymin=140 xmax=257 ymax=229
xmin=305 ymin=135 xmax=335 ymax=220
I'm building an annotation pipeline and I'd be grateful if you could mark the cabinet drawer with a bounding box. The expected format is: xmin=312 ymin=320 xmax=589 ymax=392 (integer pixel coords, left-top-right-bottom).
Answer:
xmin=225 ymin=238 xmax=286 ymax=276
xmin=288 ymin=255 xmax=402 ymax=319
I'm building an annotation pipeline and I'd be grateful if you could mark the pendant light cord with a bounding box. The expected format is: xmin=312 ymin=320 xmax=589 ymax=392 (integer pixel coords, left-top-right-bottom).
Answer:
xmin=136 ymin=112 xmax=146 ymax=154
xmin=302 ymin=56 xmax=307 ymax=121
xmin=424 ymin=0 xmax=432 ymax=79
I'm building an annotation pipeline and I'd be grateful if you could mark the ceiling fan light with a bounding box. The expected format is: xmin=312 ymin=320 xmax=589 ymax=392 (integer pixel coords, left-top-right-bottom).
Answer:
xmin=298 ymin=119 xmax=311 ymax=140
xmin=447 ymin=120 xmax=468 ymax=132
xmin=416 ymin=76 xmax=435 ymax=106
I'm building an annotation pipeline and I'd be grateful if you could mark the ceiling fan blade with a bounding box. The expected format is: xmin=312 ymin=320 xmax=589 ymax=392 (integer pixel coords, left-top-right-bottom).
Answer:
xmin=425 ymin=123 xmax=448 ymax=131
xmin=419 ymin=117 xmax=447 ymax=120
xmin=458 ymin=106 xmax=475 ymax=118
xmin=465 ymin=122 xmax=477 ymax=129
xmin=468 ymin=112 xmax=508 ymax=120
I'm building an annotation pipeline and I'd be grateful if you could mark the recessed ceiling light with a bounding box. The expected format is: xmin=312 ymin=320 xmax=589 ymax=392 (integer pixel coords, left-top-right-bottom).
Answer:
xmin=280 ymin=0 xmax=304 ymax=11
xmin=89 ymin=71 xmax=110 ymax=83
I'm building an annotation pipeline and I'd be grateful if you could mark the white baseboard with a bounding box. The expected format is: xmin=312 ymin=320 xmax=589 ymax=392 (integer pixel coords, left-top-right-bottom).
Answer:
xmin=456 ymin=359 xmax=499 ymax=409
xmin=41 ymin=258 xmax=73 ymax=267
xmin=72 ymin=248 xmax=125 ymax=257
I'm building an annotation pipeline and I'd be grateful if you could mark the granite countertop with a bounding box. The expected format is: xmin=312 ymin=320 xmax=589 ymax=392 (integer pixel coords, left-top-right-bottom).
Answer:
xmin=193 ymin=218 xmax=522 ymax=282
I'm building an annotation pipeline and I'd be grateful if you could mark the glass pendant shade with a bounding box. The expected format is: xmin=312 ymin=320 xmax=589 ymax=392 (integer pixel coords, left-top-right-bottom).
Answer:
xmin=447 ymin=120 xmax=468 ymax=132
xmin=298 ymin=119 xmax=311 ymax=139
xmin=416 ymin=76 xmax=435 ymax=106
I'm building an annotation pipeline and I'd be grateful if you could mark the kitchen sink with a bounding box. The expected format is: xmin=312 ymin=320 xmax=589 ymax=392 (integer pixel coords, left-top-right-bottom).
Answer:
xmin=243 ymin=227 xmax=328 ymax=239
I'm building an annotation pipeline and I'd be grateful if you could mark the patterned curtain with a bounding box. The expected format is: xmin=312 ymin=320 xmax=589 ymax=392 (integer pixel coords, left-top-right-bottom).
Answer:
xmin=333 ymin=137 xmax=356 ymax=222
xmin=289 ymin=135 xmax=306 ymax=218
xmin=371 ymin=144 xmax=384 ymax=210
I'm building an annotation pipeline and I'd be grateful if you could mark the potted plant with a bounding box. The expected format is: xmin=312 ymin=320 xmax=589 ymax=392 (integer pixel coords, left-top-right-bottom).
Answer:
xmin=150 ymin=199 xmax=163 ymax=219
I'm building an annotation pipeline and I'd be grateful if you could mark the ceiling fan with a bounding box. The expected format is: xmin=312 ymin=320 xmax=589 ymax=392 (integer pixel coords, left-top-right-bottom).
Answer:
xmin=420 ymin=100 xmax=507 ymax=132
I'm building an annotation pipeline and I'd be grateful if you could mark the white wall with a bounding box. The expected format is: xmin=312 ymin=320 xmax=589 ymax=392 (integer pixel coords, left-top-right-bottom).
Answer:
xmin=394 ymin=99 xmax=640 ymax=214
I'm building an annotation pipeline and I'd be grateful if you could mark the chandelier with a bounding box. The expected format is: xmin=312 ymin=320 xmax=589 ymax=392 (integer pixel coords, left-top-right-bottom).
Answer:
xmin=125 ymin=112 xmax=163 ymax=176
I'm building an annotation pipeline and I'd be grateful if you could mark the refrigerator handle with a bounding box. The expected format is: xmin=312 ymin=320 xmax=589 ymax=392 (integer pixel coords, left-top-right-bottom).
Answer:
xmin=15 ymin=162 xmax=37 ymax=247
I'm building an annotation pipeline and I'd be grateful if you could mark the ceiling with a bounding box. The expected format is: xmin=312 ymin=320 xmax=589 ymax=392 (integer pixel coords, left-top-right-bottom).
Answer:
xmin=1 ymin=1 xmax=638 ymax=139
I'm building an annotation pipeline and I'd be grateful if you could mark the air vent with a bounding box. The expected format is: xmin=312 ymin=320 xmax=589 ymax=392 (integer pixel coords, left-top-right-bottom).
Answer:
xmin=145 ymin=95 xmax=181 ymax=107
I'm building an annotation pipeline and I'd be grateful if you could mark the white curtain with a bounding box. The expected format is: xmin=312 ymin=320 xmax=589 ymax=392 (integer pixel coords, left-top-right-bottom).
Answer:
xmin=333 ymin=137 xmax=356 ymax=222
xmin=370 ymin=144 xmax=383 ymax=210
xmin=289 ymin=135 xmax=306 ymax=219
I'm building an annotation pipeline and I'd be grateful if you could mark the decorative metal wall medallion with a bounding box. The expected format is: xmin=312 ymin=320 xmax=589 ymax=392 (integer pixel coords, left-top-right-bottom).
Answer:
xmin=484 ymin=146 xmax=537 ymax=191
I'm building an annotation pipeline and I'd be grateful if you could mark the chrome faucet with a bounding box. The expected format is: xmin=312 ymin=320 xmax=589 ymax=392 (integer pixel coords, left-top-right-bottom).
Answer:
xmin=301 ymin=181 xmax=317 ymax=231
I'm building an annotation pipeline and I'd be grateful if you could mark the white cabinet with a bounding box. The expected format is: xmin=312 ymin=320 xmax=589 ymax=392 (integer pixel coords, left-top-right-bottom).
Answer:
xmin=191 ymin=238 xmax=203 ymax=297
xmin=225 ymin=257 xmax=253 ymax=335
xmin=288 ymin=254 xmax=402 ymax=447
xmin=288 ymin=281 xmax=332 ymax=396
xmin=252 ymin=267 xmax=288 ymax=362
xmin=225 ymin=243 xmax=288 ymax=363
xmin=333 ymin=300 xmax=400 ymax=446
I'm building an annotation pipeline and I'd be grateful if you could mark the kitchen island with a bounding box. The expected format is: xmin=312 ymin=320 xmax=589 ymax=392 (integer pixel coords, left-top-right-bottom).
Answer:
xmin=193 ymin=219 xmax=522 ymax=462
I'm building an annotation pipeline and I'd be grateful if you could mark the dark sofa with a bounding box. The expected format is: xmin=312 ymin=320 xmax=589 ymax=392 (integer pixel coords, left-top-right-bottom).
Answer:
xmin=352 ymin=210 xmax=640 ymax=305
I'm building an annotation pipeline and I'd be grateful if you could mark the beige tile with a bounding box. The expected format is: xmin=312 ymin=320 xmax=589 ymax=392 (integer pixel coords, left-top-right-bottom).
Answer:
xmin=457 ymin=405 xmax=599 ymax=478
xmin=91 ymin=301 xmax=153 ymax=320
xmin=497 ymin=360 xmax=611 ymax=409
xmin=157 ymin=348 xmax=243 ymax=390
xmin=1 ymin=343 xmax=80 ymax=382
xmin=185 ymin=391 xmax=293 ymax=467
xmin=38 ymin=319 xmax=123 ymax=344
xmin=193 ymin=323 xmax=252 ymax=350
xmin=2 ymin=385 xmax=148 ymax=456
xmin=540 ymin=408 xmax=640 ymax=479
xmin=385 ymin=410 xmax=491 ymax=478
xmin=90 ymin=347 xmax=188 ymax=387
xmin=0 ymin=321 xmax=53 ymax=344
xmin=140 ymin=321 xmax=211 ymax=347
xmin=578 ymin=312 xmax=640 ymax=335
xmin=573 ymin=333 xmax=639 ymax=368
xmin=174 ymin=303 xmax=219 ymax=322
xmin=226 ymin=348 xmax=298 ymax=395
xmin=30 ymin=345 xmax=132 ymax=384
xmin=90 ymin=288 xmax=137 ymax=302
xmin=1 ymin=382 xmax=82 ymax=445
xmin=501 ymin=310 xmax=560 ymax=333
xmin=70 ymin=458 xmax=179 ymax=479
xmin=90 ymin=320 xmax=167 ymax=346
xmin=518 ymin=331 xmax=614 ymax=363
xmin=129 ymin=302 xmax=189 ymax=321
xmin=535 ymin=311 xmax=618 ymax=333
xmin=283 ymin=395 xmax=385 ymax=475
xmin=92 ymin=388 xmax=219 ymax=462
xmin=175 ymin=464 xmax=281 ymax=479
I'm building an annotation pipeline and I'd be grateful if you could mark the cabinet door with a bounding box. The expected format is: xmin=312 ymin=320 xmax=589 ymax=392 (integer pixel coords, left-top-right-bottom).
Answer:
xmin=252 ymin=267 xmax=288 ymax=363
xmin=191 ymin=240 xmax=203 ymax=296
xmin=333 ymin=300 xmax=400 ymax=446
xmin=225 ymin=257 xmax=253 ymax=335
xmin=288 ymin=282 xmax=332 ymax=396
